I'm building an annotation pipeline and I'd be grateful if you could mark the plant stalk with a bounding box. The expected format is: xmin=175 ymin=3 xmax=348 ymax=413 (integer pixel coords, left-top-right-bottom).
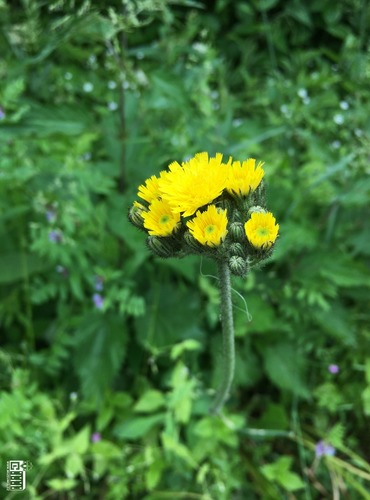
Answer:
xmin=211 ymin=259 xmax=235 ymax=414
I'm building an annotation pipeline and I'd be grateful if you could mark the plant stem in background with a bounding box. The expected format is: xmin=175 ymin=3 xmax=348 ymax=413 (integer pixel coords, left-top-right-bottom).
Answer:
xmin=211 ymin=259 xmax=235 ymax=414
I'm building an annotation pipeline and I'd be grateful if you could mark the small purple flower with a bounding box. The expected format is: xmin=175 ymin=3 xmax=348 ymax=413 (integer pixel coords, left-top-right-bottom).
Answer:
xmin=328 ymin=364 xmax=339 ymax=374
xmin=0 ymin=107 xmax=5 ymax=120
xmin=91 ymin=432 xmax=101 ymax=443
xmin=94 ymin=276 xmax=104 ymax=291
xmin=49 ymin=229 xmax=62 ymax=243
xmin=45 ymin=209 xmax=56 ymax=223
xmin=315 ymin=440 xmax=336 ymax=458
xmin=93 ymin=293 xmax=104 ymax=310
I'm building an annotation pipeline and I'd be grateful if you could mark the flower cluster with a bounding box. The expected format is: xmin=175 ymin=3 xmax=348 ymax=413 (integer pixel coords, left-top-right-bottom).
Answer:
xmin=129 ymin=152 xmax=279 ymax=276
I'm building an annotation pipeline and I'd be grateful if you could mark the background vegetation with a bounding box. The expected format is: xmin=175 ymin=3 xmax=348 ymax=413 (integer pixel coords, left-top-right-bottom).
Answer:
xmin=1 ymin=0 xmax=370 ymax=498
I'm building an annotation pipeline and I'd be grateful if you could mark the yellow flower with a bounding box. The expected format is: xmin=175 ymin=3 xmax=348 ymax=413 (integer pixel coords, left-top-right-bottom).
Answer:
xmin=138 ymin=171 xmax=167 ymax=204
xmin=226 ymin=158 xmax=264 ymax=197
xmin=142 ymin=198 xmax=181 ymax=236
xmin=158 ymin=152 xmax=229 ymax=216
xmin=244 ymin=212 xmax=279 ymax=249
xmin=187 ymin=205 xmax=228 ymax=247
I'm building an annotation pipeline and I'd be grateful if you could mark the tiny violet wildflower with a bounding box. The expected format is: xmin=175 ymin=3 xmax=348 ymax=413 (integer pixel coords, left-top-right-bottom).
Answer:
xmin=48 ymin=230 xmax=62 ymax=243
xmin=45 ymin=209 xmax=56 ymax=223
xmin=83 ymin=82 xmax=94 ymax=93
xmin=340 ymin=100 xmax=349 ymax=110
xmin=91 ymin=432 xmax=101 ymax=443
xmin=0 ymin=107 xmax=5 ymax=120
xmin=93 ymin=293 xmax=104 ymax=310
xmin=315 ymin=440 xmax=336 ymax=458
xmin=108 ymin=80 xmax=117 ymax=89
xmin=328 ymin=364 xmax=340 ymax=374
xmin=333 ymin=113 xmax=344 ymax=125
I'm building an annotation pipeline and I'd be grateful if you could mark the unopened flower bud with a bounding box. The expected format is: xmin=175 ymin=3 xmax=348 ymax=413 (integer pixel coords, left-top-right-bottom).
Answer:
xmin=128 ymin=202 xmax=147 ymax=229
xmin=183 ymin=231 xmax=204 ymax=253
xmin=229 ymin=222 xmax=245 ymax=243
xmin=229 ymin=242 xmax=246 ymax=258
xmin=147 ymin=236 xmax=177 ymax=258
xmin=247 ymin=205 xmax=267 ymax=216
xmin=229 ymin=255 xmax=248 ymax=277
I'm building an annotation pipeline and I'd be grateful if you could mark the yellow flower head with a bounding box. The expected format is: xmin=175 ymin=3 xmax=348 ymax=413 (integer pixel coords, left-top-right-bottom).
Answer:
xmin=138 ymin=171 xmax=167 ymax=204
xmin=244 ymin=212 xmax=279 ymax=249
xmin=187 ymin=204 xmax=228 ymax=247
xmin=226 ymin=158 xmax=264 ymax=197
xmin=142 ymin=198 xmax=181 ymax=236
xmin=158 ymin=152 xmax=229 ymax=217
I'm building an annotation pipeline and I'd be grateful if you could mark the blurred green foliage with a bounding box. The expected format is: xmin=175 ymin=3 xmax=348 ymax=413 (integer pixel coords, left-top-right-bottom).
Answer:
xmin=1 ymin=0 xmax=370 ymax=498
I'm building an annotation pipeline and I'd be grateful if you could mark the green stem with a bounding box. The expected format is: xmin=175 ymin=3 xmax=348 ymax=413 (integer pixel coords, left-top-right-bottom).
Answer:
xmin=211 ymin=259 xmax=235 ymax=414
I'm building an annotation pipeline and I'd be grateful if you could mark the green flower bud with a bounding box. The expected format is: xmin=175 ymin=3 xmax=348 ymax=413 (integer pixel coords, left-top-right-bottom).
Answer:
xmin=229 ymin=242 xmax=246 ymax=258
xmin=183 ymin=231 xmax=204 ymax=253
xmin=128 ymin=202 xmax=147 ymax=229
xmin=147 ymin=236 xmax=178 ymax=258
xmin=247 ymin=205 xmax=267 ymax=217
xmin=228 ymin=222 xmax=245 ymax=242
xmin=228 ymin=255 xmax=248 ymax=277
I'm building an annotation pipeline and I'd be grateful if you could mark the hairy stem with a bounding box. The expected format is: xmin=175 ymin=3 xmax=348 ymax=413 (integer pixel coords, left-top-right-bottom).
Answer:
xmin=211 ymin=259 xmax=235 ymax=414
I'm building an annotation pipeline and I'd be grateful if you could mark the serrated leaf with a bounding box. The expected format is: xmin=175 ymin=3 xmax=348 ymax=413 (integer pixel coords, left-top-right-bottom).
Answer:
xmin=73 ymin=313 xmax=128 ymax=400
xmin=134 ymin=281 xmax=204 ymax=350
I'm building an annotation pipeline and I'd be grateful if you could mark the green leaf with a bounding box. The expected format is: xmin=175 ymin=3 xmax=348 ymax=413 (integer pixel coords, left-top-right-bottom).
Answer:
xmin=70 ymin=426 xmax=90 ymax=455
xmin=134 ymin=280 xmax=204 ymax=349
xmin=161 ymin=433 xmax=197 ymax=468
xmin=91 ymin=441 xmax=122 ymax=459
xmin=46 ymin=478 xmax=78 ymax=491
xmin=73 ymin=313 xmax=128 ymax=400
xmin=168 ymin=362 xmax=196 ymax=424
xmin=170 ymin=339 xmax=201 ymax=360
xmin=314 ymin=383 xmax=344 ymax=412
xmin=261 ymin=456 xmax=305 ymax=491
xmin=312 ymin=304 xmax=356 ymax=346
xmin=114 ymin=414 xmax=165 ymax=439
xmin=261 ymin=342 xmax=309 ymax=398
xmin=65 ymin=453 xmax=84 ymax=478
xmin=134 ymin=390 xmax=166 ymax=413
